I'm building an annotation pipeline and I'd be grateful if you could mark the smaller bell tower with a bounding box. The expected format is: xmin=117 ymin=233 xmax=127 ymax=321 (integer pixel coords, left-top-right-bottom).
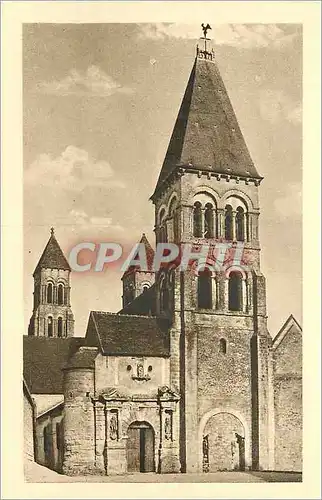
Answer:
xmin=121 ymin=233 xmax=155 ymax=308
xmin=28 ymin=228 xmax=74 ymax=338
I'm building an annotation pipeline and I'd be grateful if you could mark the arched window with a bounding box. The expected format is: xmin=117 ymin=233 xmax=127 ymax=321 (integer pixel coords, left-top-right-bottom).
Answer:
xmin=173 ymin=212 xmax=179 ymax=242
xmin=43 ymin=426 xmax=50 ymax=456
xmin=126 ymin=285 xmax=135 ymax=305
xmin=219 ymin=338 xmax=227 ymax=354
xmin=160 ymin=278 xmax=169 ymax=313
xmin=169 ymin=198 xmax=179 ymax=242
xmin=56 ymin=422 xmax=62 ymax=450
xmin=57 ymin=317 xmax=63 ymax=338
xmin=225 ymin=205 xmax=233 ymax=240
xmin=228 ymin=272 xmax=243 ymax=311
xmin=46 ymin=283 xmax=53 ymax=304
xmin=142 ymin=283 xmax=150 ymax=293
xmin=159 ymin=209 xmax=167 ymax=243
xmin=64 ymin=288 xmax=68 ymax=305
xmin=193 ymin=202 xmax=202 ymax=237
xmin=159 ymin=208 xmax=166 ymax=225
xmin=57 ymin=284 xmax=64 ymax=305
xmin=236 ymin=207 xmax=245 ymax=242
xmin=197 ymin=268 xmax=212 ymax=309
xmin=47 ymin=316 xmax=53 ymax=337
xmin=204 ymin=203 xmax=214 ymax=239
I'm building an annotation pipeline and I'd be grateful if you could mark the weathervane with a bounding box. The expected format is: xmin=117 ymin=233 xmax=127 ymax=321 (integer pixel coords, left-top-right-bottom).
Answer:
xmin=196 ymin=24 xmax=214 ymax=61
xmin=201 ymin=23 xmax=212 ymax=52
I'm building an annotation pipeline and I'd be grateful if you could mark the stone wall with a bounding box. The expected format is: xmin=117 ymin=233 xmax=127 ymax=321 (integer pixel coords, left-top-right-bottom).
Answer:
xmin=63 ymin=368 xmax=96 ymax=475
xmin=95 ymin=353 xmax=170 ymax=395
xmin=36 ymin=408 xmax=64 ymax=472
xmin=273 ymin=321 xmax=302 ymax=471
xmin=29 ymin=267 xmax=74 ymax=337
xmin=23 ymin=384 xmax=35 ymax=462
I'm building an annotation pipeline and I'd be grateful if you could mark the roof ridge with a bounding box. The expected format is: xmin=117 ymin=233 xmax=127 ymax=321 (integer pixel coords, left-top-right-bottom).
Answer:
xmin=272 ymin=314 xmax=302 ymax=349
xmin=92 ymin=310 xmax=157 ymax=320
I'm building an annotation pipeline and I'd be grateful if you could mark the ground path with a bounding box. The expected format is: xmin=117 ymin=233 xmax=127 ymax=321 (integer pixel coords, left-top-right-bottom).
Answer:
xmin=25 ymin=461 xmax=302 ymax=483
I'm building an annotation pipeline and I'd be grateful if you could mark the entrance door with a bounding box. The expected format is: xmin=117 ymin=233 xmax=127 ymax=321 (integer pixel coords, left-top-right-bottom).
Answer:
xmin=126 ymin=422 xmax=155 ymax=473
xmin=203 ymin=413 xmax=245 ymax=471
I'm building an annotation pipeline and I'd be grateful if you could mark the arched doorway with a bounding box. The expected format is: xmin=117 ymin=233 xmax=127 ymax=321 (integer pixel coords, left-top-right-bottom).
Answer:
xmin=126 ymin=421 xmax=155 ymax=473
xmin=202 ymin=412 xmax=246 ymax=472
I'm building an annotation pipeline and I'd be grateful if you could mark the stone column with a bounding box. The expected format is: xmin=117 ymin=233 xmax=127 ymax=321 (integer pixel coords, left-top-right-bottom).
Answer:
xmin=211 ymin=275 xmax=217 ymax=309
xmin=217 ymin=209 xmax=224 ymax=238
xmin=105 ymin=406 xmax=127 ymax=475
xmin=245 ymin=212 xmax=251 ymax=241
xmin=159 ymin=400 xmax=180 ymax=473
xmin=201 ymin=208 xmax=205 ymax=238
xmin=232 ymin=210 xmax=237 ymax=241
xmin=242 ymin=278 xmax=247 ymax=313
xmin=93 ymin=401 xmax=106 ymax=474
xmin=215 ymin=276 xmax=220 ymax=310
xmin=246 ymin=278 xmax=253 ymax=313
xmin=223 ymin=277 xmax=229 ymax=311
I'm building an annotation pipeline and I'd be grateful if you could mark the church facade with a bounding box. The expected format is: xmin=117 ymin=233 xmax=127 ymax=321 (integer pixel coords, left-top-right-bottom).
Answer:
xmin=24 ymin=43 xmax=302 ymax=476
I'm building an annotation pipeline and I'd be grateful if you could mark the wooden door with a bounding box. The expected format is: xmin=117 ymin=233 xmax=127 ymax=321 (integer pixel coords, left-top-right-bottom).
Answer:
xmin=126 ymin=422 xmax=155 ymax=473
xmin=127 ymin=426 xmax=140 ymax=472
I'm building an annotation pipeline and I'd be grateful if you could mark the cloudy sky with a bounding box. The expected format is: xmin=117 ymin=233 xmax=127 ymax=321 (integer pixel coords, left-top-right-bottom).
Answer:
xmin=23 ymin=23 xmax=302 ymax=337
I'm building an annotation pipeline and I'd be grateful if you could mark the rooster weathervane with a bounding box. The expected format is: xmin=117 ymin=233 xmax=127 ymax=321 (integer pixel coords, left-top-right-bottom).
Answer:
xmin=201 ymin=23 xmax=212 ymax=51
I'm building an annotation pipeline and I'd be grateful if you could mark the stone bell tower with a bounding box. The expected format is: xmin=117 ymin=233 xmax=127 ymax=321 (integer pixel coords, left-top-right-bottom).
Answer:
xmin=121 ymin=233 xmax=155 ymax=308
xmin=28 ymin=228 xmax=75 ymax=338
xmin=150 ymin=27 xmax=274 ymax=473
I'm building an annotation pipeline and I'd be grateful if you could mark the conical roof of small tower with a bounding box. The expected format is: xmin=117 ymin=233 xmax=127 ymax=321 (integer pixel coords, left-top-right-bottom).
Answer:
xmin=152 ymin=53 xmax=261 ymax=199
xmin=33 ymin=228 xmax=71 ymax=275
xmin=122 ymin=233 xmax=155 ymax=278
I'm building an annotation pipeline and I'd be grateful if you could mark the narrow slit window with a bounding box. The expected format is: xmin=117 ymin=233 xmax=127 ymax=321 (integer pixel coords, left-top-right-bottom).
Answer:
xmin=219 ymin=338 xmax=227 ymax=354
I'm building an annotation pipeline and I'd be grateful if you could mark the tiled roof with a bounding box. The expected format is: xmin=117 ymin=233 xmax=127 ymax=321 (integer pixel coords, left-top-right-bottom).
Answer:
xmin=34 ymin=231 xmax=71 ymax=275
xmin=85 ymin=311 xmax=170 ymax=357
xmin=122 ymin=233 xmax=155 ymax=277
xmin=152 ymin=56 xmax=261 ymax=197
xmin=23 ymin=336 xmax=84 ymax=394
xmin=118 ymin=284 xmax=156 ymax=316
xmin=64 ymin=346 xmax=98 ymax=369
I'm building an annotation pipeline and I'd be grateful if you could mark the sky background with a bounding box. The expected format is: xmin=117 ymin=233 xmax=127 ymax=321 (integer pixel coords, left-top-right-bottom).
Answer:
xmin=23 ymin=23 xmax=302 ymax=337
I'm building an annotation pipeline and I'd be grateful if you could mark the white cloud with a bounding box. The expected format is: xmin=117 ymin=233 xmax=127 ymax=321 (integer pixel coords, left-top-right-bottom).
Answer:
xmin=286 ymin=104 xmax=302 ymax=125
xmin=69 ymin=209 xmax=124 ymax=231
xmin=274 ymin=183 xmax=302 ymax=217
xmin=259 ymin=90 xmax=302 ymax=125
xmin=35 ymin=65 xmax=133 ymax=97
xmin=25 ymin=146 xmax=126 ymax=191
xmin=137 ymin=23 xmax=297 ymax=49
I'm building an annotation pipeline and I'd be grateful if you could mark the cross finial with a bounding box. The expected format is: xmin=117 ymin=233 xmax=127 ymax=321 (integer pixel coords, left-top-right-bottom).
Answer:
xmin=50 ymin=227 xmax=55 ymax=236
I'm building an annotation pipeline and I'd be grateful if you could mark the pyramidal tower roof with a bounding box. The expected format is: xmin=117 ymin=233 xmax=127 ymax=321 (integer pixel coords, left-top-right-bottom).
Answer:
xmin=152 ymin=42 xmax=261 ymax=199
xmin=122 ymin=233 xmax=155 ymax=278
xmin=34 ymin=228 xmax=71 ymax=275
